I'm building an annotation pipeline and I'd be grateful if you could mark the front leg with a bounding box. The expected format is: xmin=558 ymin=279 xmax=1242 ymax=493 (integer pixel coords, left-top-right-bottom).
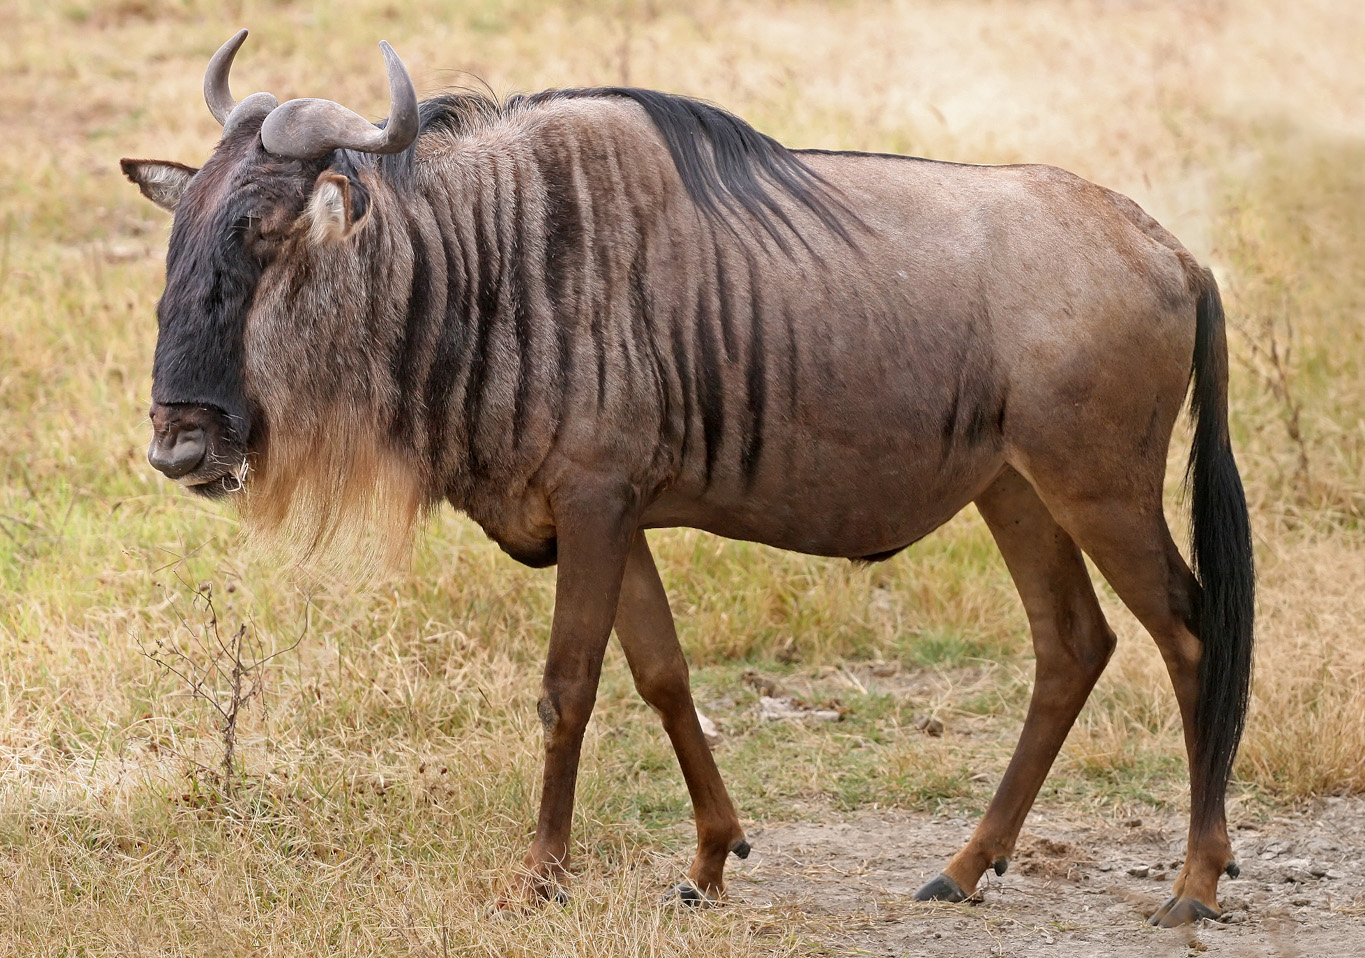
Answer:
xmin=506 ymin=482 xmax=639 ymax=905
xmin=615 ymin=531 xmax=748 ymax=902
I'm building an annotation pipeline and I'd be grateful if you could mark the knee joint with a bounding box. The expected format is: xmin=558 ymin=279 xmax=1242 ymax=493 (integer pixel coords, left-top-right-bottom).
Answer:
xmin=537 ymin=694 xmax=560 ymax=736
xmin=632 ymin=667 xmax=689 ymax=712
xmin=1043 ymin=618 xmax=1116 ymax=679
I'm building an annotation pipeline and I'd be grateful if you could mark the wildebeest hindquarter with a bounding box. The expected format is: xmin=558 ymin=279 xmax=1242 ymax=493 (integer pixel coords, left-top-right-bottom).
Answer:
xmin=121 ymin=31 xmax=1254 ymax=927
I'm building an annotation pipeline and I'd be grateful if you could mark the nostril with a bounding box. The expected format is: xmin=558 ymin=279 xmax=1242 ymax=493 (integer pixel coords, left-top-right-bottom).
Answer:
xmin=148 ymin=426 xmax=207 ymax=479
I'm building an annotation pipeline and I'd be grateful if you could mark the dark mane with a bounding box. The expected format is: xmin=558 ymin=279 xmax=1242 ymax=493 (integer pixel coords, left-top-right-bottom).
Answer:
xmin=375 ymin=87 xmax=859 ymax=250
xmin=530 ymin=88 xmax=858 ymax=249
xmin=415 ymin=89 xmax=506 ymax=138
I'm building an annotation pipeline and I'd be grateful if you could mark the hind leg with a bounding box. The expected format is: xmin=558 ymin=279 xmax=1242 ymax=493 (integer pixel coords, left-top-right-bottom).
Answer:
xmin=1035 ymin=484 xmax=1237 ymax=925
xmin=916 ymin=467 xmax=1117 ymax=902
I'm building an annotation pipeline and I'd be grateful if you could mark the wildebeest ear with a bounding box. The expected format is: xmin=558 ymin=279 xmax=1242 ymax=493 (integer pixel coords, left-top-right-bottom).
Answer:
xmin=305 ymin=171 xmax=370 ymax=244
xmin=119 ymin=158 xmax=198 ymax=214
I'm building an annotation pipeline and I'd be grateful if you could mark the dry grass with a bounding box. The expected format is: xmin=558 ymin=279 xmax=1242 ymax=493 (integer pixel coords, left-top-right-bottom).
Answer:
xmin=2 ymin=0 xmax=1364 ymax=952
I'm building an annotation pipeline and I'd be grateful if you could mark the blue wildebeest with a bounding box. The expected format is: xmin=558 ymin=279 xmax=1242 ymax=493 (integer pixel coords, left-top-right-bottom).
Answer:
xmin=122 ymin=31 xmax=1253 ymax=925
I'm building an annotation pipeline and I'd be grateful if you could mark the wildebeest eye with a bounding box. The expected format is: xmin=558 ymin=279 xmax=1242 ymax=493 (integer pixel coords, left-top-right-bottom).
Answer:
xmin=232 ymin=213 xmax=260 ymax=241
xmin=236 ymin=212 xmax=285 ymax=256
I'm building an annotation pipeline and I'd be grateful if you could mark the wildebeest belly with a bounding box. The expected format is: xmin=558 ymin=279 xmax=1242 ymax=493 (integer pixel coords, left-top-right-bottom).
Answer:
xmin=640 ymin=357 xmax=1007 ymax=558
xmin=644 ymin=455 xmax=1004 ymax=559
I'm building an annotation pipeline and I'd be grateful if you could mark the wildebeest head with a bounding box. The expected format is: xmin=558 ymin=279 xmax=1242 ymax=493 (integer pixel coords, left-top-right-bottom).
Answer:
xmin=123 ymin=31 xmax=426 ymax=562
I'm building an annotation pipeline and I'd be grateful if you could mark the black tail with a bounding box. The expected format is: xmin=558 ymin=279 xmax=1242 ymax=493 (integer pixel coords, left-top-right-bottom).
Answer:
xmin=1185 ymin=268 xmax=1255 ymax=825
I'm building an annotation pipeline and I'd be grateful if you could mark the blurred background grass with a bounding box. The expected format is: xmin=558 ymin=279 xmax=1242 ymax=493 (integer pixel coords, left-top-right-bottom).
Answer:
xmin=1 ymin=0 xmax=1363 ymax=952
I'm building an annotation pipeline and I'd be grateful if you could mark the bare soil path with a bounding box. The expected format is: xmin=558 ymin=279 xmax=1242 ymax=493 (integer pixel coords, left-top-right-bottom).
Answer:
xmin=727 ymin=798 xmax=1365 ymax=956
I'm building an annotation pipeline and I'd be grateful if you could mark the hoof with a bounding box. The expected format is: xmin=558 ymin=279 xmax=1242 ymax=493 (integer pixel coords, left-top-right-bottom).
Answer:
xmin=731 ymin=839 xmax=751 ymax=860
xmin=664 ymin=882 xmax=718 ymax=907
xmin=992 ymin=857 xmax=1009 ymax=877
xmin=914 ymin=872 xmax=968 ymax=903
xmin=1148 ymin=895 xmax=1221 ymax=927
xmin=1225 ymin=861 xmax=1240 ymax=879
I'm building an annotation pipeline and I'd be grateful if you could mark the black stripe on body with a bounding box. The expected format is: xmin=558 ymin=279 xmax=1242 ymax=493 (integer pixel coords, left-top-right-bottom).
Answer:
xmin=490 ymin=159 xmax=532 ymax=444
xmin=693 ymin=287 xmax=726 ymax=486
xmin=590 ymin=191 xmax=611 ymax=414
xmin=462 ymin=176 xmax=501 ymax=476
xmin=938 ymin=303 xmax=1003 ymax=464
xmin=426 ymin=196 xmax=468 ymax=476
xmin=537 ymin=144 xmax=583 ymax=430
xmin=940 ymin=380 xmax=962 ymax=461
xmin=740 ymin=277 xmax=767 ymax=487
xmin=668 ymin=309 xmax=695 ymax=476
xmin=392 ymin=209 xmax=437 ymax=447
xmin=714 ymin=250 xmax=739 ymax=362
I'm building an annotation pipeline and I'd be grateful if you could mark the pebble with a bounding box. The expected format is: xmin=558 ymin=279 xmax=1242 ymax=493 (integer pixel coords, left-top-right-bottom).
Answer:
xmin=915 ymin=715 xmax=945 ymax=737
xmin=1280 ymin=858 xmax=1317 ymax=883
xmin=758 ymin=696 xmax=841 ymax=722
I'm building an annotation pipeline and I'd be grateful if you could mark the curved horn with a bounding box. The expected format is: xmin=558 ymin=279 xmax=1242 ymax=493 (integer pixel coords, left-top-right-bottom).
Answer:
xmin=260 ymin=41 xmax=419 ymax=160
xmin=205 ymin=29 xmax=249 ymax=126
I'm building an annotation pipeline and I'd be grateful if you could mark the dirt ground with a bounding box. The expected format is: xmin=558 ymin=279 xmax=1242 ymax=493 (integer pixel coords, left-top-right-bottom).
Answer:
xmin=726 ymin=798 xmax=1365 ymax=957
